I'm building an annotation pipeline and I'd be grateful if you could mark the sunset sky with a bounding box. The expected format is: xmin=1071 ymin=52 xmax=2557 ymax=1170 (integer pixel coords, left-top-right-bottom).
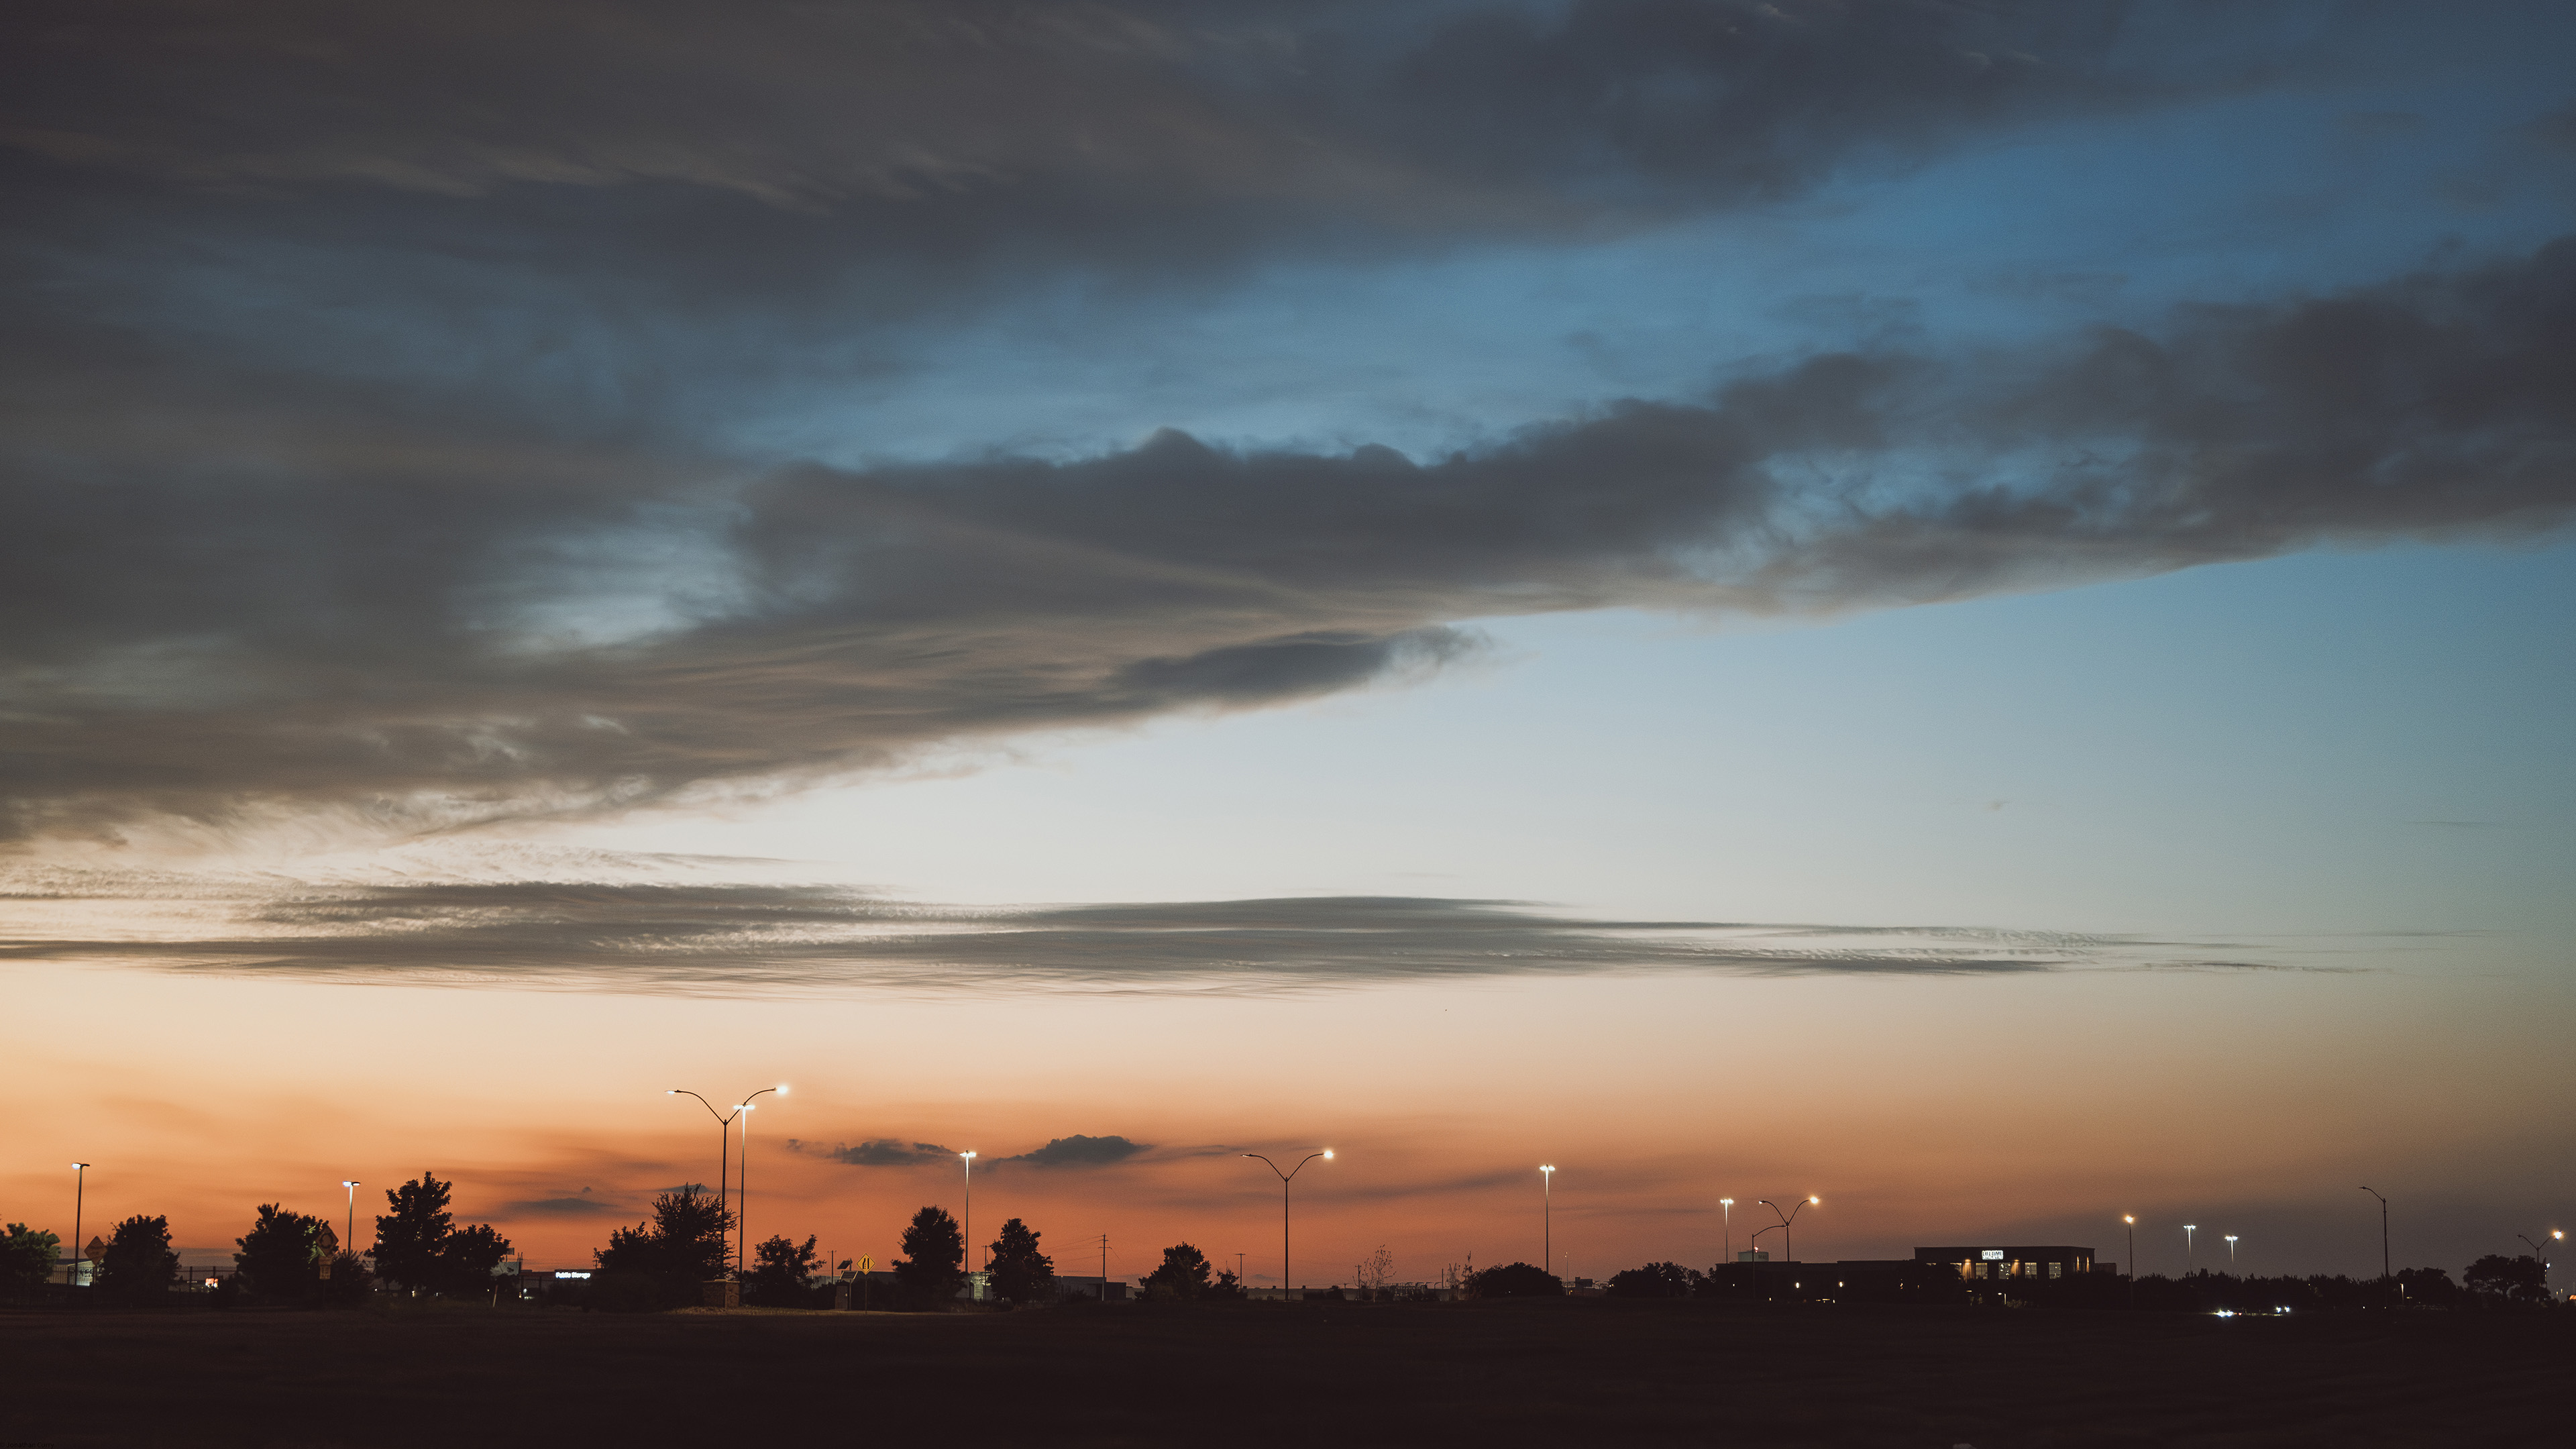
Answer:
xmin=4 ymin=1 xmax=2571 ymax=1288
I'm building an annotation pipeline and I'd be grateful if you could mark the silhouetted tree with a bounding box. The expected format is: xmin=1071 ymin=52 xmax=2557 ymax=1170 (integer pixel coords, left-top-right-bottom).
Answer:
xmin=2465 ymin=1254 xmax=2547 ymax=1305
xmin=1464 ymin=1261 xmax=1563 ymax=1298
xmin=1605 ymin=1261 xmax=1699 ymax=1298
xmin=595 ymin=1188 xmax=735 ymax=1279
xmin=2395 ymin=1265 xmax=2461 ymax=1307
xmin=746 ymin=1234 xmax=820 ymax=1306
xmin=1354 ymin=1245 xmax=1395 ymax=1294
xmin=1208 ymin=1267 xmax=1247 ymax=1300
xmin=372 ymin=1171 xmax=512 ymax=1294
xmin=95 ymin=1214 xmax=178 ymax=1303
xmin=1139 ymin=1242 xmax=1214 ymax=1301
xmin=440 ymin=1222 xmax=514 ymax=1293
xmin=234 ymin=1203 xmax=327 ymax=1303
xmin=1 ymin=1223 xmax=61 ymax=1297
xmin=895 ymin=1206 xmax=965 ymax=1309
xmin=985 ymin=1218 xmax=1055 ymax=1305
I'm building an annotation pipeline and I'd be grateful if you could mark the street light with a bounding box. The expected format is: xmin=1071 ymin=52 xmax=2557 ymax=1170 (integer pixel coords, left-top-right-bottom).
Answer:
xmin=1756 ymin=1197 xmax=1819 ymax=1263
xmin=961 ymin=1152 xmax=977 ymax=1277
xmin=71 ymin=1164 xmax=90 ymax=1287
xmin=2358 ymin=1187 xmax=2390 ymax=1282
xmin=341 ymin=1181 xmax=362 ymax=1257
xmin=667 ymin=1089 xmax=745 ymax=1237
xmin=1541 ymin=1166 xmax=1556 ymax=1280
xmin=2517 ymin=1230 xmax=2564 ymax=1299
xmin=1720 ymin=1197 xmax=1735 ymax=1265
xmin=735 ymin=1086 xmax=786 ymax=1276
xmin=2225 ymin=1234 xmax=2239 ymax=1268
xmin=2184 ymin=1224 xmax=2197 ymax=1273
xmin=1242 ymin=1150 xmax=1332 ymax=1293
xmin=2123 ymin=1216 xmax=2136 ymax=1308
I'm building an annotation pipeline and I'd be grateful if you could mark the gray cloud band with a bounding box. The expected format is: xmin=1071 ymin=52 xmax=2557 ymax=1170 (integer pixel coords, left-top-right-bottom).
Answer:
xmin=0 ymin=859 xmax=2343 ymax=992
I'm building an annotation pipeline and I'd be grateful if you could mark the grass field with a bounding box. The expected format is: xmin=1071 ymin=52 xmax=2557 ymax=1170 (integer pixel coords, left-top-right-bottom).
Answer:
xmin=4 ymin=1299 xmax=2567 ymax=1447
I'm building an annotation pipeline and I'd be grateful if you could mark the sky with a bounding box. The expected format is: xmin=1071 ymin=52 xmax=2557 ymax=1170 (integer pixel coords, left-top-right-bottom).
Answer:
xmin=3 ymin=1 xmax=2572 ymax=1289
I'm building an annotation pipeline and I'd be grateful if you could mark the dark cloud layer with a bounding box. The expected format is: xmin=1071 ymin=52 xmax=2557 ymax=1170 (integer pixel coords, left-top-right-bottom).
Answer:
xmin=998 ymin=1135 xmax=1152 ymax=1169
xmin=0 ymin=857 xmax=2332 ymax=993
xmin=2 ymin=237 xmax=2571 ymax=839
xmin=801 ymin=1139 xmax=957 ymax=1168
xmin=0 ymin=3 xmax=2570 ymax=842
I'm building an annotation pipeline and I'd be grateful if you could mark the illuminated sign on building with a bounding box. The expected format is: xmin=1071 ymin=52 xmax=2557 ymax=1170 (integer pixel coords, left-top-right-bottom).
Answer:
xmin=1981 ymin=1250 xmax=2004 ymax=1260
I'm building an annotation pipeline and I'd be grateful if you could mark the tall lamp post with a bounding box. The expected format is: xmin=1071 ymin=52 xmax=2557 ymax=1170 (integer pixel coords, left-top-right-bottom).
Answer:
xmin=735 ymin=1086 xmax=786 ymax=1276
xmin=2122 ymin=1215 xmax=2137 ymax=1308
xmin=71 ymin=1163 xmax=90 ymax=1287
xmin=668 ymin=1089 xmax=744 ymax=1237
xmin=2224 ymin=1234 xmax=2239 ymax=1268
xmin=341 ymin=1181 xmax=362 ymax=1256
xmin=960 ymin=1152 xmax=977 ymax=1275
xmin=2518 ymin=1230 xmax=2564 ymax=1299
xmin=1540 ymin=1166 xmax=1556 ymax=1279
xmin=1242 ymin=1150 xmax=1332 ymax=1293
xmin=1756 ymin=1197 xmax=1819 ymax=1263
xmin=1720 ymin=1197 xmax=1735 ymax=1265
xmin=2358 ymin=1186 xmax=2390 ymax=1282
xmin=2184 ymin=1224 xmax=2197 ymax=1273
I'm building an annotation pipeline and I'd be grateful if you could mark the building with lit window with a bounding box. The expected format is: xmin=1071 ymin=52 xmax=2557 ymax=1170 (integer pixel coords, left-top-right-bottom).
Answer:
xmin=1914 ymin=1244 xmax=2099 ymax=1284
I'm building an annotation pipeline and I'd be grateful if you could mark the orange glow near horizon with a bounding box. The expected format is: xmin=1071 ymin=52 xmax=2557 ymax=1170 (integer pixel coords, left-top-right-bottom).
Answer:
xmin=8 ymin=952 xmax=2569 ymax=1284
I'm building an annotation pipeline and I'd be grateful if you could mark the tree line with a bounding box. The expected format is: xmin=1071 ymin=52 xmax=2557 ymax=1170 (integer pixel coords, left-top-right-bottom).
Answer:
xmin=0 ymin=1171 xmax=512 ymax=1306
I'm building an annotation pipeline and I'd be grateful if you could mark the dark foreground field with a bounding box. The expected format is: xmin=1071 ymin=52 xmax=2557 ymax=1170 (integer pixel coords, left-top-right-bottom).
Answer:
xmin=4 ymin=1299 xmax=2567 ymax=1448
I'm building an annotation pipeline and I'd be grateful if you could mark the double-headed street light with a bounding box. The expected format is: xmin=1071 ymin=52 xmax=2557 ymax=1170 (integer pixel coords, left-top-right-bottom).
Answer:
xmin=2184 ymin=1224 xmax=2197 ymax=1272
xmin=961 ymin=1152 xmax=977 ymax=1273
xmin=1719 ymin=1197 xmax=1735 ymax=1265
xmin=1756 ymin=1196 xmax=1819 ymax=1263
xmin=666 ymin=1083 xmax=786 ymax=1277
xmin=2225 ymin=1234 xmax=2239 ymax=1267
xmin=341 ymin=1181 xmax=362 ymax=1257
xmin=1242 ymin=1150 xmax=1332 ymax=1293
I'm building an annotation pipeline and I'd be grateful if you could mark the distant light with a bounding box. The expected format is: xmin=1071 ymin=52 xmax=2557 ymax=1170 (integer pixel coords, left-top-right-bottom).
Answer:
xmin=1719 ymin=1198 xmax=1734 ymax=1207
xmin=776 ymin=1085 xmax=790 ymax=1095
xmin=2186 ymin=1224 xmax=2197 ymax=1230
xmin=1809 ymin=1196 xmax=1821 ymax=1205
xmin=1322 ymin=1150 xmax=1334 ymax=1159
xmin=2124 ymin=1215 xmax=2135 ymax=1224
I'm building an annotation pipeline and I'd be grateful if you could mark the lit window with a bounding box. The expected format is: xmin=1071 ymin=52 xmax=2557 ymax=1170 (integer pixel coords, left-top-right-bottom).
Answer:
xmin=2050 ymin=1262 xmax=2062 ymax=1279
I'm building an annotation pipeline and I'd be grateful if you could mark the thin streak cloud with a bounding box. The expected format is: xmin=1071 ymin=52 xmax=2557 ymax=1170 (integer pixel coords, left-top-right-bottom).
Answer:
xmin=0 ymin=851 xmax=2351 ymax=996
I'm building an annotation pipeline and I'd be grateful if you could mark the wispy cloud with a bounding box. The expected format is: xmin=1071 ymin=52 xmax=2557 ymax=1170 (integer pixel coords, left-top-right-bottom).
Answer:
xmin=0 ymin=850 xmax=2353 ymax=996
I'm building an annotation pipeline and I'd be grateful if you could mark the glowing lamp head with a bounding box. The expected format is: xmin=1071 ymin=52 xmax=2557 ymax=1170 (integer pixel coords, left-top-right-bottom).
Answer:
xmin=1322 ymin=1149 xmax=1334 ymax=1160
xmin=2124 ymin=1215 xmax=2136 ymax=1224
xmin=961 ymin=1150 xmax=975 ymax=1160
xmin=776 ymin=1084 xmax=790 ymax=1096
xmin=1541 ymin=1164 xmax=1555 ymax=1174
xmin=1719 ymin=1197 xmax=1734 ymax=1207
xmin=1809 ymin=1196 xmax=1821 ymax=1205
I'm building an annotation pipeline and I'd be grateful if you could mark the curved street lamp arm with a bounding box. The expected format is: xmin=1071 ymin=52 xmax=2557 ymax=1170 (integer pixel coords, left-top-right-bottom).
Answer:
xmin=1242 ymin=1153 xmax=1287 ymax=1183
xmin=669 ymin=1089 xmax=739 ymax=1124
xmin=1285 ymin=1152 xmax=1328 ymax=1183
